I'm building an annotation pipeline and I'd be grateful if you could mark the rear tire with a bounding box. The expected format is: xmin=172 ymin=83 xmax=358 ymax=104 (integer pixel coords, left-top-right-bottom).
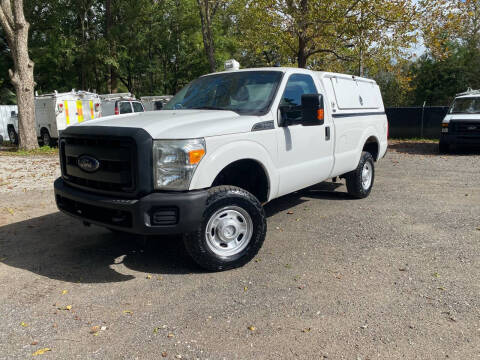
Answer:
xmin=41 ymin=129 xmax=53 ymax=147
xmin=183 ymin=186 xmax=266 ymax=271
xmin=8 ymin=127 xmax=18 ymax=145
xmin=345 ymin=151 xmax=375 ymax=199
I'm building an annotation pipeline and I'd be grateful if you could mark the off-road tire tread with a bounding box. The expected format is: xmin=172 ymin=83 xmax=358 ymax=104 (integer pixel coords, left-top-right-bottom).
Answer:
xmin=345 ymin=151 xmax=375 ymax=199
xmin=183 ymin=185 xmax=266 ymax=272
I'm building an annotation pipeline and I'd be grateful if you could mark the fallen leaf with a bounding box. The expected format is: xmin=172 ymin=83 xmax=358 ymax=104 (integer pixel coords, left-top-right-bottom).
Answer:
xmin=6 ymin=208 xmax=14 ymax=215
xmin=433 ymin=272 xmax=440 ymax=278
xmin=33 ymin=348 xmax=51 ymax=356
xmin=157 ymin=276 xmax=163 ymax=280
xmin=161 ymin=352 xmax=167 ymax=358
xmin=153 ymin=327 xmax=160 ymax=334
xmin=31 ymin=341 xmax=38 ymax=346
xmin=175 ymin=355 xmax=182 ymax=359
xmin=244 ymin=286 xmax=248 ymax=292
xmin=61 ymin=290 xmax=68 ymax=295
xmin=247 ymin=326 xmax=256 ymax=331
xmin=167 ymin=333 xmax=175 ymax=338
xmin=287 ymin=211 xmax=294 ymax=215
xmin=146 ymin=274 xmax=152 ymax=279
xmin=297 ymin=285 xmax=305 ymax=290
xmin=65 ymin=305 xmax=72 ymax=311
xmin=437 ymin=286 xmax=446 ymax=291
xmin=20 ymin=322 xmax=28 ymax=327
xmin=123 ymin=310 xmax=133 ymax=315
xmin=301 ymin=327 xmax=311 ymax=333
xmin=90 ymin=326 xmax=100 ymax=334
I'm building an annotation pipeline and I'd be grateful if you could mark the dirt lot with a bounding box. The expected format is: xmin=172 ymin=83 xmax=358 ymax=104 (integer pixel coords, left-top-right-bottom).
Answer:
xmin=0 ymin=142 xmax=479 ymax=359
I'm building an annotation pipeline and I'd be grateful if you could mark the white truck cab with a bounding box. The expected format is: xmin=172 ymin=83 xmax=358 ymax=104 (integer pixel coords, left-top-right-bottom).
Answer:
xmin=440 ymin=88 xmax=480 ymax=153
xmin=54 ymin=63 xmax=388 ymax=271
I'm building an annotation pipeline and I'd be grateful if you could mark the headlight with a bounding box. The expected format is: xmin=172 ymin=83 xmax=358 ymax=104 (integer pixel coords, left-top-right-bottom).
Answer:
xmin=153 ymin=139 xmax=206 ymax=190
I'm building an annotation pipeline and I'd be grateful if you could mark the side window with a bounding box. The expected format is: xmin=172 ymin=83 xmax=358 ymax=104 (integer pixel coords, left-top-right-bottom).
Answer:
xmin=279 ymin=74 xmax=317 ymax=122
xmin=119 ymin=101 xmax=132 ymax=114
xmin=132 ymin=101 xmax=144 ymax=112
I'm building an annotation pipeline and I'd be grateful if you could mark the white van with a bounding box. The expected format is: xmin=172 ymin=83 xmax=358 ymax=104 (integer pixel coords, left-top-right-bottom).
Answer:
xmin=5 ymin=91 xmax=101 ymax=146
xmin=141 ymin=95 xmax=172 ymax=111
xmin=100 ymin=93 xmax=145 ymax=116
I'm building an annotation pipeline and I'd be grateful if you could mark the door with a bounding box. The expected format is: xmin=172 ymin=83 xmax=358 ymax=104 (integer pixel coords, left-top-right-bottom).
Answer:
xmin=276 ymin=73 xmax=334 ymax=196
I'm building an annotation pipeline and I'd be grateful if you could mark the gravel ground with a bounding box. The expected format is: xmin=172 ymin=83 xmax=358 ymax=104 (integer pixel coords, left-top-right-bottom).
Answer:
xmin=0 ymin=142 xmax=479 ymax=359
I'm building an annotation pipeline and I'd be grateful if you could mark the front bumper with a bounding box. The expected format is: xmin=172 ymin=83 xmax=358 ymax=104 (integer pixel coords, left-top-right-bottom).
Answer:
xmin=441 ymin=133 xmax=480 ymax=146
xmin=54 ymin=178 xmax=208 ymax=235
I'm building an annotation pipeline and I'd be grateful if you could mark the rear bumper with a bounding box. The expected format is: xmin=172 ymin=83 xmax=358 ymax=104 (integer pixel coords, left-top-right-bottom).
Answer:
xmin=441 ymin=133 xmax=480 ymax=146
xmin=54 ymin=178 xmax=208 ymax=235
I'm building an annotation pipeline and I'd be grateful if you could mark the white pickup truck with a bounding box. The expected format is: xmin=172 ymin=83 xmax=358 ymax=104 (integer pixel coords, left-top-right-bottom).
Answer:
xmin=54 ymin=64 xmax=388 ymax=271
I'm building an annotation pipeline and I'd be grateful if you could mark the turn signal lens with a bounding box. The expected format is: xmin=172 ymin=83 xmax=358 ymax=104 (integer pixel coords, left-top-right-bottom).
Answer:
xmin=189 ymin=149 xmax=205 ymax=164
xmin=442 ymin=122 xmax=449 ymax=127
xmin=317 ymin=109 xmax=324 ymax=121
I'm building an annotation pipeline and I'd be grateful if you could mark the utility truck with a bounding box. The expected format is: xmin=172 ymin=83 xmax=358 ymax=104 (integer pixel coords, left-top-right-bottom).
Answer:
xmin=6 ymin=91 xmax=101 ymax=146
xmin=141 ymin=95 xmax=173 ymax=111
xmin=440 ymin=88 xmax=480 ymax=153
xmin=100 ymin=93 xmax=145 ymax=116
xmin=54 ymin=62 xmax=388 ymax=271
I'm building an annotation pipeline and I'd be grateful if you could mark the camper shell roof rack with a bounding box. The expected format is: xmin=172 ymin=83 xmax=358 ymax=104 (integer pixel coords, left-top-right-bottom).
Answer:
xmin=99 ymin=93 xmax=135 ymax=101
xmin=35 ymin=90 xmax=98 ymax=99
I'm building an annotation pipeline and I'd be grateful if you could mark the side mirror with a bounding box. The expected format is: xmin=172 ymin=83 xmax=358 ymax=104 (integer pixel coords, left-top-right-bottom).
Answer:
xmin=301 ymin=94 xmax=324 ymax=126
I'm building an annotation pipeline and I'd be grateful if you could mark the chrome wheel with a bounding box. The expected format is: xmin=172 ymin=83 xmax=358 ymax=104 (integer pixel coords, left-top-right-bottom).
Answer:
xmin=205 ymin=206 xmax=253 ymax=257
xmin=361 ymin=161 xmax=373 ymax=190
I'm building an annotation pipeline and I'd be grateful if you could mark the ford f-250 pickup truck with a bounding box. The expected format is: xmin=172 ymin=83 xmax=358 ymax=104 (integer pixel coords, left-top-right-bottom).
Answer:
xmin=54 ymin=63 xmax=388 ymax=271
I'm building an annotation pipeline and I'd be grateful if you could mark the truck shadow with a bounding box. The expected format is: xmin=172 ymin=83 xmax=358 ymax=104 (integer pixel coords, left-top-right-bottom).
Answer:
xmin=0 ymin=212 xmax=199 ymax=283
xmin=0 ymin=182 xmax=348 ymax=284
xmin=389 ymin=141 xmax=480 ymax=156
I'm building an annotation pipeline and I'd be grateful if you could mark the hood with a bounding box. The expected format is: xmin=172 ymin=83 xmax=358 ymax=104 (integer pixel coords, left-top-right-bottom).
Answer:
xmin=75 ymin=110 xmax=263 ymax=139
xmin=444 ymin=113 xmax=480 ymax=122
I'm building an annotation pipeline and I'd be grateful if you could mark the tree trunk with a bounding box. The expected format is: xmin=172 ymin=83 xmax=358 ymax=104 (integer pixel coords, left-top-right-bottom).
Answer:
xmin=0 ymin=0 xmax=38 ymax=150
xmin=197 ymin=0 xmax=216 ymax=72
xmin=298 ymin=35 xmax=307 ymax=68
xmin=105 ymin=0 xmax=117 ymax=93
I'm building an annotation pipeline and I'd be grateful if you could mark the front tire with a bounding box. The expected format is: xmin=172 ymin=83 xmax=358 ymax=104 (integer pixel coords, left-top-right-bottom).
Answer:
xmin=41 ymin=130 xmax=53 ymax=147
xmin=345 ymin=151 xmax=375 ymax=199
xmin=439 ymin=140 xmax=449 ymax=154
xmin=183 ymin=186 xmax=266 ymax=271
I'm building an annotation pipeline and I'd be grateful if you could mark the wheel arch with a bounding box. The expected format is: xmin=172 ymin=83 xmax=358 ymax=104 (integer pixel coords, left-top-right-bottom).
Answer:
xmin=189 ymin=140 xmax=277 ymax=202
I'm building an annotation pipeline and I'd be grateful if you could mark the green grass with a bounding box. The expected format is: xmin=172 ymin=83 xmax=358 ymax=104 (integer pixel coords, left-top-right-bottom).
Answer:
xmin=389 ymin=138 xmax=438 ymax=143
xmin=0 ymin=144 xmax=58 ymax=156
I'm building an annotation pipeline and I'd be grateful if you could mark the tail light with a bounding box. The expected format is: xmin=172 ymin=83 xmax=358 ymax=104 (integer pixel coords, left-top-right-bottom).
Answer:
xmin=114 ymin=105 xmax=119 ymax=115
xmin=95 ymin=103 xmax=100 ymax=111
xmin=58 ymin=103 xmax=64 ymax=113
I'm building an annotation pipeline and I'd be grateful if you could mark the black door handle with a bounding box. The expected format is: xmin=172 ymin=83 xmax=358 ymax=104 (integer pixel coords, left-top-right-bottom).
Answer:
xmin=325 ymin=126 xmax=330 ymax=141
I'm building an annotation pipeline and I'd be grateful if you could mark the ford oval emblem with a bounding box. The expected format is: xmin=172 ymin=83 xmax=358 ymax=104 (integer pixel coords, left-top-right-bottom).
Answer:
xmin=77 ymin=155 xmax=100 ymax=173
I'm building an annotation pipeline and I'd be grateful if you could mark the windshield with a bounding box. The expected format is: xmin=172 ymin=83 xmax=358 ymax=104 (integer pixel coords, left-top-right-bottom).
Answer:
xmin=450 ymin=97 xmax=480 ymax=114
xmin=164 ymin=71 xmax=283 ymax=115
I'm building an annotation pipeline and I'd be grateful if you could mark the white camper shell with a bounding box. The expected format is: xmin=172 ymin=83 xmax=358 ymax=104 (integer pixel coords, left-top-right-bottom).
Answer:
xmin=100 ymin=93 xmax=145 ymax=116
xmin=35 ymin=90 xmax=101 ymax=146
xmin=141 ymin=95 xmax=173 ymax=111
